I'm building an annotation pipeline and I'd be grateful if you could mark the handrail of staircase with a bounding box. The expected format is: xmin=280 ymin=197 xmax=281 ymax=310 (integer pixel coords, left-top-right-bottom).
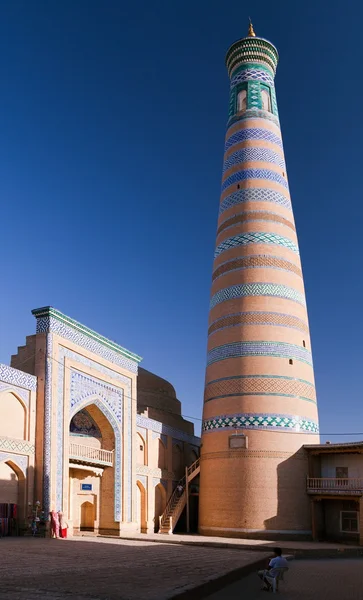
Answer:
xmin=187 ymin=458 xmax=200 ymax=479
xmin=159 ymin=457 xmax=200 ymax=530
xmin=160 ymin=474 xmax=186 ymax=527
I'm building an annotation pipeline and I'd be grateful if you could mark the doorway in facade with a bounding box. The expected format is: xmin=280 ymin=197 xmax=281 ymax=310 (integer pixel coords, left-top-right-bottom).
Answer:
xmin=80 ymin=501 xmax=95 ymax=531
xmin=68 ymin=403 xmax=115 ymax=535
xmin=136 ymin=481 xmax=147 ymax=533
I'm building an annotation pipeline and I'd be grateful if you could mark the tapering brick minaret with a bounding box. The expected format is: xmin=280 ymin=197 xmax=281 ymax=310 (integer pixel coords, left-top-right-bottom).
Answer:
xmin=199 ymin=24 xmax=319 ymax=539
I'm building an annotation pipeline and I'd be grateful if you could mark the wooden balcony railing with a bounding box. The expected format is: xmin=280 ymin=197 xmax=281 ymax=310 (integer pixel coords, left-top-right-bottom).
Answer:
xmin=307 ymin=477 xmax=363 ymax=493
xmin=69 ymin=443 xmax=114 ymax=466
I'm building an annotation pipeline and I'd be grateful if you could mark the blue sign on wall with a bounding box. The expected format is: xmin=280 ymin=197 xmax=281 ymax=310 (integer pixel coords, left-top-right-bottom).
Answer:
xmin=81 ymin=484 xmax=92 ymax=491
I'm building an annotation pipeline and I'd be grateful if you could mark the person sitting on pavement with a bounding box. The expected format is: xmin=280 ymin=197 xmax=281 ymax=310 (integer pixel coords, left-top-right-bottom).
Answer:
xmin=258 ymin=547 xmax=289 ymax=591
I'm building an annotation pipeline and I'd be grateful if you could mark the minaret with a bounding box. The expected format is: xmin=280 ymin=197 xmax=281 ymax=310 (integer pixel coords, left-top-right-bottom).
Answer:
xmin=199 ymin=24 xmax=319 ymax=539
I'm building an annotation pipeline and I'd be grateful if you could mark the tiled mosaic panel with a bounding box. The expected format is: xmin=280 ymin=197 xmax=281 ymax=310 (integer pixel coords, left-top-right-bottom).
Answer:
xmin=43 ymin=334 xmax=53 ymax=517
xmin=0 ymin=452 xmax=28 ymax=474
xmin=0 ymin=363 xmax=37 ymax=392
xmin=214 ymin=231 xmax=299 ymax=258
xmin=207 ymin=341 xmax=313 ymax=367
xmin=221 ymin=168 xmax=288 ymax=192
xmin=204 ymin=375 xmax=316 ymax=403
xmin=36 ymin=315 xmax=138 ymax=373
xmin=217 ymin=211 xmax=295 ymax=235
xmin=230 ymin=68 xmax=274 ymax=89
xmin=70 ymin=371 xmax=124 ymax=423
xmin=248 ymin=81 xmax=262 ymax=110
xmin=210 ymin=283 xmax=306 ymax=310
xmin=208 ymin=312 xmax=309 ymax=336
xmin=219 ymin=188 xmax=291 ymax=215
xmin=225 ymin=127 xmax=282 ymax=152
xmin=202 ymin=413 xmax=319 ymax=434
xmin=70 ymin=408 xmax=102 ymax=439
xmin=212 ymin=255 xmax=302 ymax=282
xmin=223 ymin=147 xmax=285 ymax=173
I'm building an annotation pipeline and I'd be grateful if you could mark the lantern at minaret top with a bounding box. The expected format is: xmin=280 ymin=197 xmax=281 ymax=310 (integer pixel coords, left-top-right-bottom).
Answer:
xmin=199 ymin=24 xmax=319 ymax=539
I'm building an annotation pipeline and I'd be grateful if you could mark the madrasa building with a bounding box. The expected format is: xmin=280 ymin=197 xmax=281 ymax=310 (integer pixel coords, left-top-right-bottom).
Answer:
xmin=0 ymin=306 xmax=200 ymax=535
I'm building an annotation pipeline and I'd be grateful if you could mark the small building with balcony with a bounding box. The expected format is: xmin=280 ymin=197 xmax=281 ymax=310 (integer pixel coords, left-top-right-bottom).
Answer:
xmin=305 ymin=441 xmax=363 ymax=545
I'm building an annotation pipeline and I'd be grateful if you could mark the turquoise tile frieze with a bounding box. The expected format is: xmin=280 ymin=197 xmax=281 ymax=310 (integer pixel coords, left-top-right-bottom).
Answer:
xmin=219 ymin=188 xmax=291 ymax=215
xmin=202 ymin=413 xmax=319 ymax=434
xmin=207 ymin=341 xmax=313 ymax=367
xmin=214 ymin=231 xmax=299 ymax=257
xmin=210 ymin=283 xmax=306 ymax=310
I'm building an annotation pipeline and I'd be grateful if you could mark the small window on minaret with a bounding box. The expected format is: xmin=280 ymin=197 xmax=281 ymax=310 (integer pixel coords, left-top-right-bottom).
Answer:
xmin=289 ymin=359 xmax=293 ymax=365
xmin=237 ymin=89 xmax=247 ymax=112
xmin=261 ymin=88 xmax=271 ymax=112
xmin=303 ymin=340 xmax=306 ymax=348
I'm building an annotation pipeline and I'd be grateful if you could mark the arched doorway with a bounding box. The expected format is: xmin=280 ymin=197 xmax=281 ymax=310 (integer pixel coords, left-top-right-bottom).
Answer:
xmin=136 ymin=481 xmax=147 ymax=533
xmin=80 ymin=501 xmax=95 ymax=531
xmin=137 ymin=433 xmax=146 ymax=466
xmin=190 ymin=449 xmax=198 ymax=465
xmin=0 ymin=391 xmax=26 ymax=440
xmin=172 ymin=444 xmax=183 ymax=479
xmin=158 ymin=439 xmax=166 ymax=469
xmin=154 ymin=483 xmax=166 ymax=532
xmin=69 ymin=403 xmax=115 ymax=535
xmin=0 ymin=461 xmax=19 ymax=504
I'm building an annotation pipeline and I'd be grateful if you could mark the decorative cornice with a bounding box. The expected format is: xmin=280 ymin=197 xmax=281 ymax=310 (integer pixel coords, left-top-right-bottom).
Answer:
xmin=226 ymin=36 xmax=279 ymax=78
xmin=0 ymin=437 xmax=35 ymax=454
xmin=32 ymin=306 xmax=142 ymax=364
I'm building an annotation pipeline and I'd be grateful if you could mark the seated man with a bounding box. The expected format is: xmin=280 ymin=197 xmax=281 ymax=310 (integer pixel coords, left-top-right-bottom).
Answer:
xmin=258 ymin=547 xmax=288 ymax=591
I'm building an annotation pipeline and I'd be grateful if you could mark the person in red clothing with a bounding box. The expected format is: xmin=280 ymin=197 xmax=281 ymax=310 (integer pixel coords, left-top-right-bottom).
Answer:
xmin=58 ymin=511 xmax=68 ymax=538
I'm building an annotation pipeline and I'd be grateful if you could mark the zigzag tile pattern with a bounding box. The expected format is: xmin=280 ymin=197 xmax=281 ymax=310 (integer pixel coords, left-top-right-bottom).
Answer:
xmin=212 ymin=255 xmax=302 ymax=281
xmin=223 ymin=147 xmax=285 ymax=173
xmin=208 ymin=312 xmax=309 ymax=336
xmin=217 ymin=211 xmax=295 ymax=236
xmin=231 ymin=68 xmax=274 ymax=88
xmin=225 ymin=127 xmax=283 ymax=152
xmin=219 ymin=188 xmax=292 ymax=215
xmin=207 ymin=341 xmax=312 ymax=366
xmin=214 ymin=231 xmax=299 ymax=258
xmin=204 ymin=375 xmax=316 ymax=403
xmin=222 ymin=169 xmax=288 ymax=192
xmin=210 ymin=283 xmax=306 ymax=309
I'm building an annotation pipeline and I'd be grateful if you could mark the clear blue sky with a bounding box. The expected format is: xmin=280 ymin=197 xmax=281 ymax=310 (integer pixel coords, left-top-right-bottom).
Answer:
xmin=0 ymin=1 xmax=362 ymax=440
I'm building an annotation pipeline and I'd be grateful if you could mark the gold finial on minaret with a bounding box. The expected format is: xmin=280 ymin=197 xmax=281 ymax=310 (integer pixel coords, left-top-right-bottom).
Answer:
xmin=248 ymin=18 xmax=256 ymax=37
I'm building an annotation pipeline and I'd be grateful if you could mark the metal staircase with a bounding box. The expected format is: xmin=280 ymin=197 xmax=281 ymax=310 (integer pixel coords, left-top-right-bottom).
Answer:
xmin=158 ymin=458 xmax=200 ymax=534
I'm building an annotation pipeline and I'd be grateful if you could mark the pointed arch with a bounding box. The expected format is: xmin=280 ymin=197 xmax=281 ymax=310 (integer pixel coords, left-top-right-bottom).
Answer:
xmin=154 ymin=482 xmax=166 ymax=532
xmin=158 ymin=438 xmax=167 ymax=470
xmin=0 ymin=390 xmax=27 ymax=439
xmin=136 ymin=480 xmax=147 ymax=533
xmin=137 ymin=432 xmax=146 ymax=466
xmin=69 ymin=395 xmax=122 ymax=523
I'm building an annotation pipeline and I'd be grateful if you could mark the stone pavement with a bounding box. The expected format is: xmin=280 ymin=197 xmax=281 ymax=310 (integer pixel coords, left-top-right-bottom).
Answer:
xmin=0 ymin=537 xmax=269 ymax=599
xmin=100 ymin=531 xmax=363 ymax=558
xmin=209 ymin=558 xmax=363 ymax=599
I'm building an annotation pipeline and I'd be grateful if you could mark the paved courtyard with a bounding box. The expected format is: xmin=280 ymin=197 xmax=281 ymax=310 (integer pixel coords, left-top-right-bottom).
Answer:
xmin=209 ymin=558 xmax=363 ymax=599
xmin=0 ymin=537 xmax=268 ymax=599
